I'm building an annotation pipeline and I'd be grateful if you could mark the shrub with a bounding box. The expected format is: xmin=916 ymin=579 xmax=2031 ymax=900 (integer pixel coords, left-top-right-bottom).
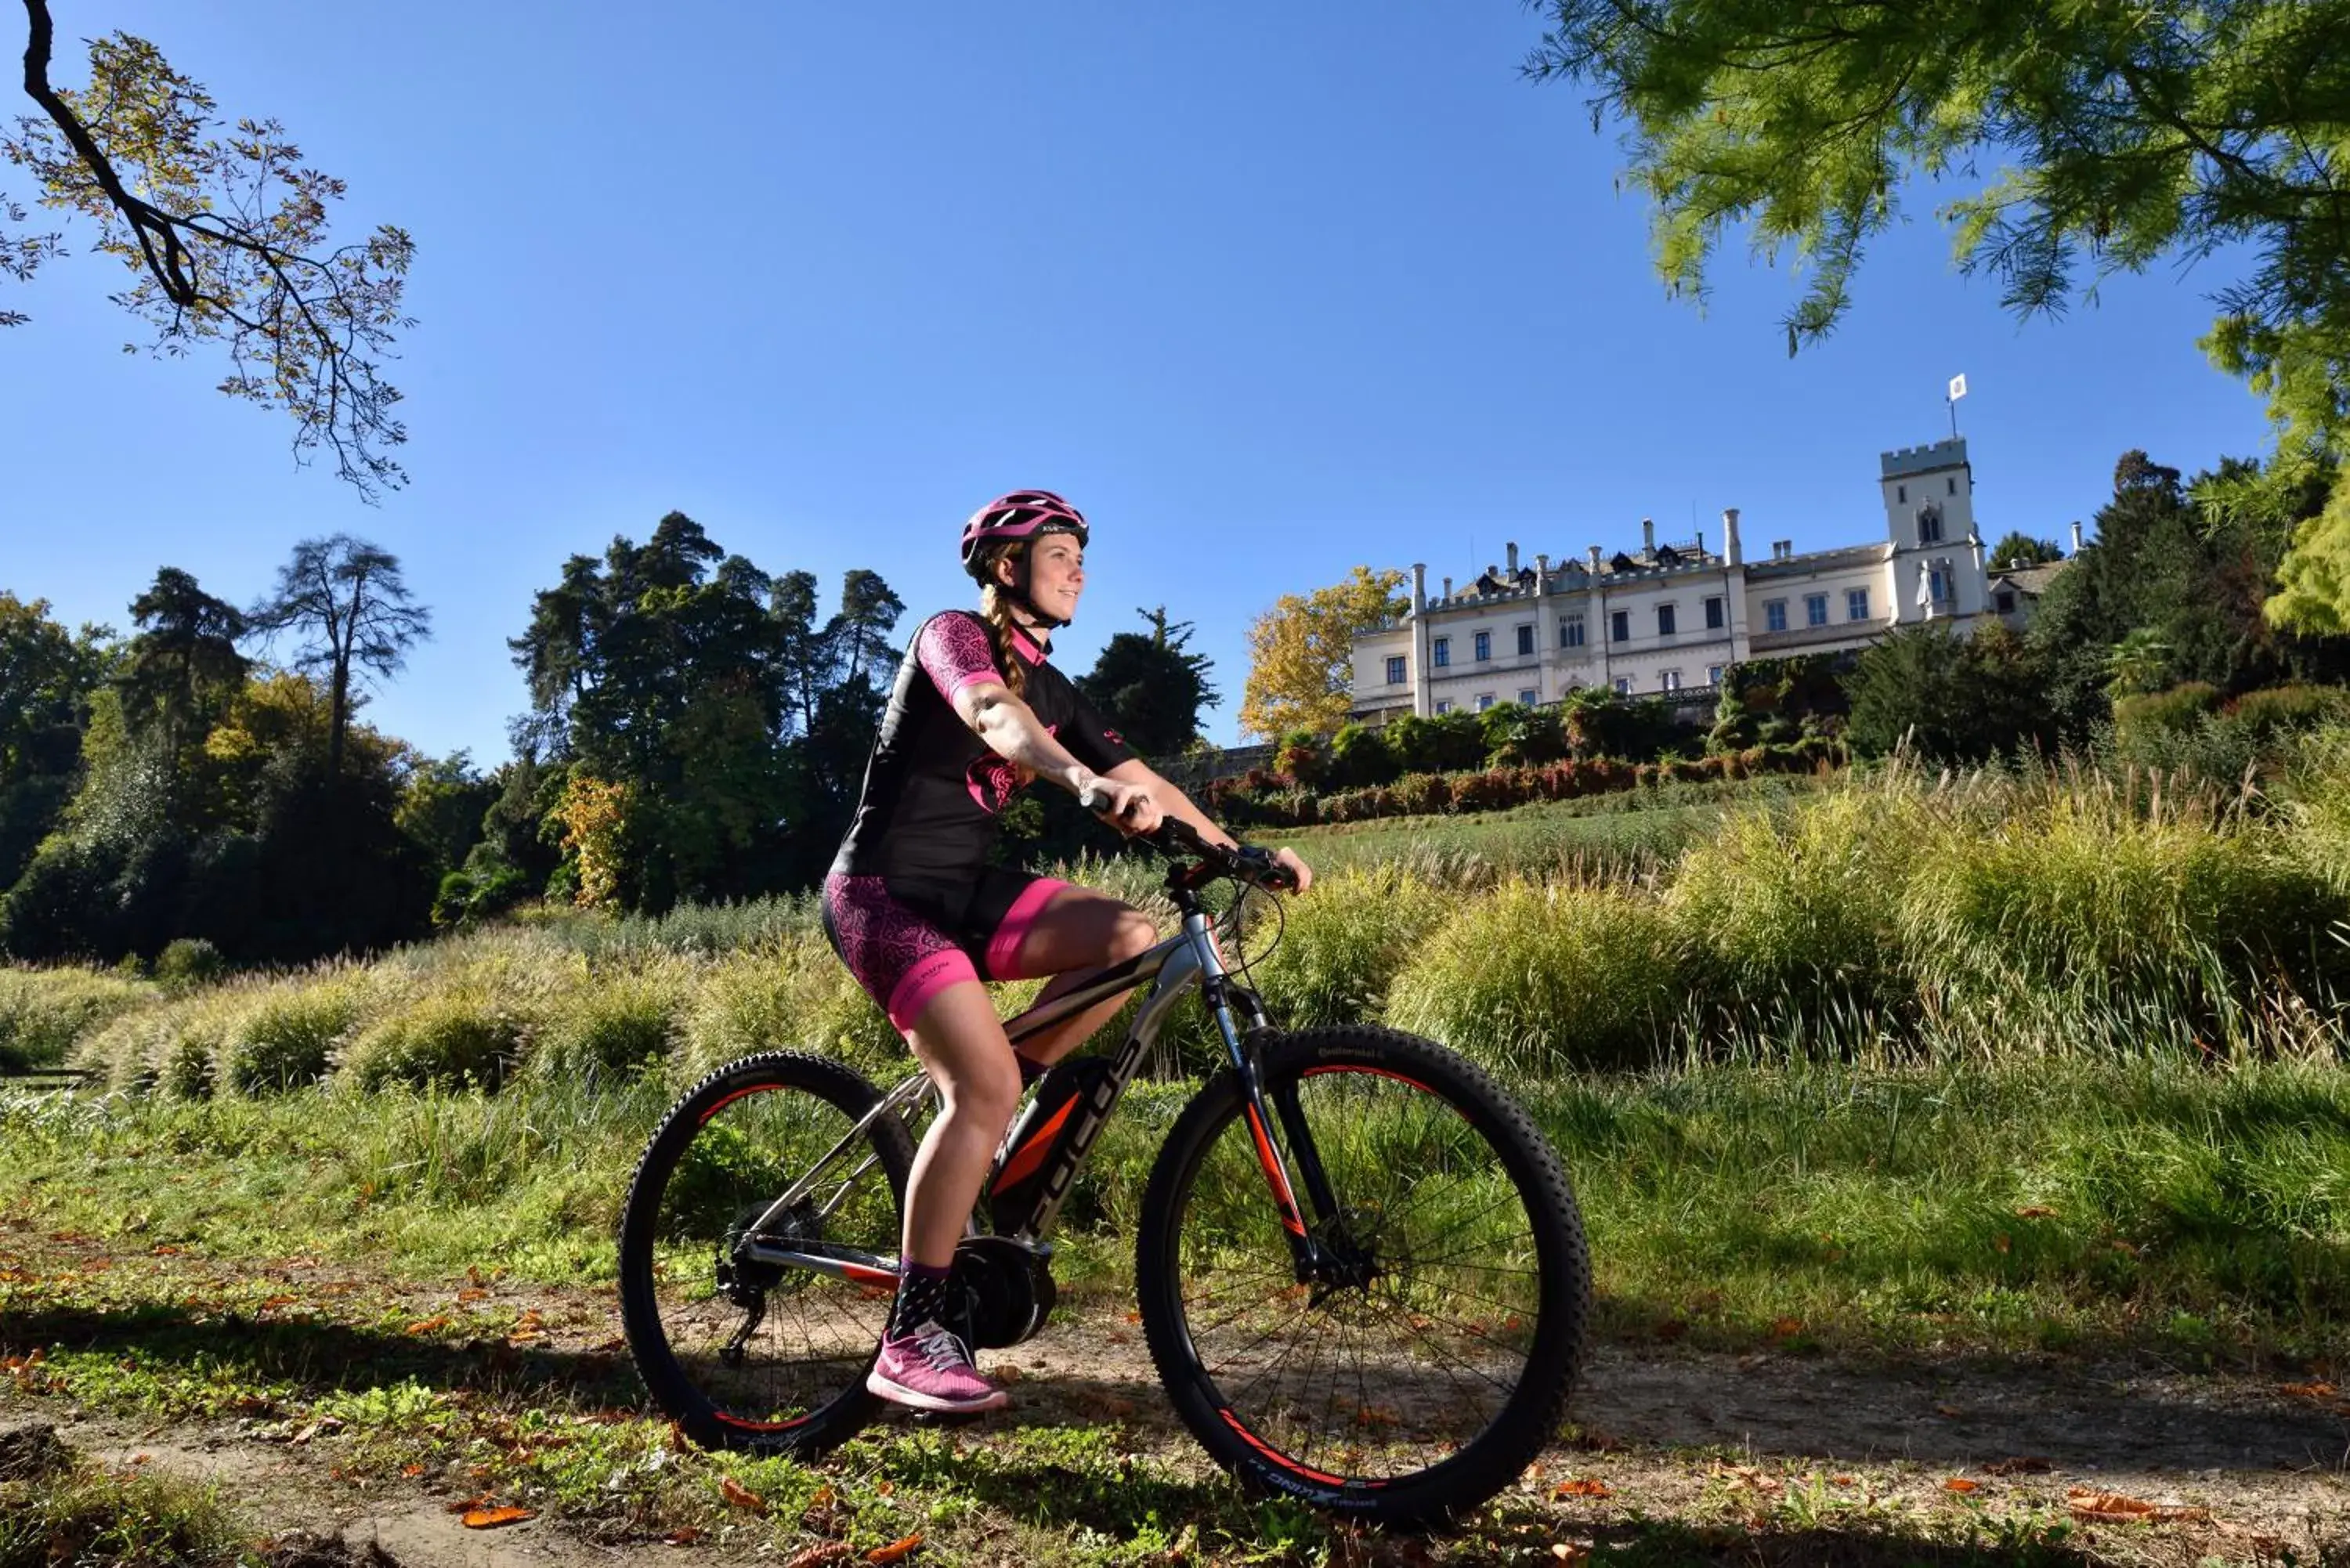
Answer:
xmin=1386 ymin=879 xmax=1688 ymax=1073
xmin=153 ymin=938 xmax=227 ymax=992
xmin=224 ymin=978 xmax=371 ymax=1095
xmin=344 ymin=988 xmax=533 ymax=1092
xmin=2224 ymin=685 xmax=2350 ymax=745
xmin=0 ymin=966 xmax=151 ymax=1073
xmin=1326 ymin=723 xmax=1401 ymax=789
xmin=2111 ymin=683 xmax=2224 ymax=756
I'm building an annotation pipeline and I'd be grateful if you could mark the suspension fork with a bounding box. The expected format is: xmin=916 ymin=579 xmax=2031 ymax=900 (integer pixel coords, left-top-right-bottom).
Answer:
xmin=1179 ymin=901 xmax=1336 ymax=1278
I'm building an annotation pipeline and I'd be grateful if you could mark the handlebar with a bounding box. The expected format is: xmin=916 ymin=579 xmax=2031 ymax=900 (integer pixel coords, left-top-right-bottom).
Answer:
xmin=1076 ymin=785 xmax=1297 ymax=892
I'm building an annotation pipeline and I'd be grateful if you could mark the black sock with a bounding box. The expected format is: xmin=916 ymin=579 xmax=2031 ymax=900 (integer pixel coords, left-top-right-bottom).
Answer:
xmin=889 ymin=1261 xmax=955 ymax=1339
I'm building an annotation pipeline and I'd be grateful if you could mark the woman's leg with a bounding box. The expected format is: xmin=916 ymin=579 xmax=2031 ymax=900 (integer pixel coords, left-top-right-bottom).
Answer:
xmin=988 ymin=885 xmax=1160 ymax=1066
xmin=898 ymin=980 xmax=1022 ymax=1269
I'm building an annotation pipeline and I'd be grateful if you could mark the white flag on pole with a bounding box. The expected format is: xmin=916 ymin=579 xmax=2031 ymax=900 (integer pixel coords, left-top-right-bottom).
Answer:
xmin=1948 ymin=373 xmax=1968 ymax=401
xmin=1915 ymin=565 xmax=1934 ymax=609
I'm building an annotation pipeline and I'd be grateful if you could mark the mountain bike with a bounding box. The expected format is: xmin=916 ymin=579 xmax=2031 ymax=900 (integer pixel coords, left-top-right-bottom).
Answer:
xmin=616 ymin=815 xmax=1590 ymax=1526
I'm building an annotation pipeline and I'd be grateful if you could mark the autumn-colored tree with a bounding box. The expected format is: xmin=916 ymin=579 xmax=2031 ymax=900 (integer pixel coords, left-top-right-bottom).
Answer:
xmin=3 ymin=2 xmax=413 ymax=495
xmin=1524 ymin=0 xmax=2350 ymax=630
xmin=1238 ymin=566 xmax=1407 ymax=741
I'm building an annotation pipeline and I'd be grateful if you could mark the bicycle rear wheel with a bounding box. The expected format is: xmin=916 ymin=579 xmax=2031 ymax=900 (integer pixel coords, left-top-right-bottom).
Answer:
xmin=1136 ymin=1026 xmax=1589 ymax=1526
xmin=617 ymin=1051 xmax=916 ymax=1454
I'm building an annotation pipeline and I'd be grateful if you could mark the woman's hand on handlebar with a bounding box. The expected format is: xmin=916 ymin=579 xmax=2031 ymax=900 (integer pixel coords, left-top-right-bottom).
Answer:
xmin=1268 ymin=846 xmax=1313 ymax=894
xmin=1077 ymin=776 xmax=1163 ymax=836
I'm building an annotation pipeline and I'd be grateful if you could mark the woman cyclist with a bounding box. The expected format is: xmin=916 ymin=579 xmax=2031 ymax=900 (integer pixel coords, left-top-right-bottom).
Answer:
xmin=822 ymin=490 xmax=1313 ymax=1415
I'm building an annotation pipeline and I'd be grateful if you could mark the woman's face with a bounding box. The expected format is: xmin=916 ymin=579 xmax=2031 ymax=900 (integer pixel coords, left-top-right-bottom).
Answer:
xmin=1008 ymin=534 xmax=1084 ymax=623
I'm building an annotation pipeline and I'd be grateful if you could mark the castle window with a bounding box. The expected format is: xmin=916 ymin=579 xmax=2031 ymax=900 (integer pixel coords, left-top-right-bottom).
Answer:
xmin=1432 ymin=636 xmax=1450 ymax=667
xmin=1473 ymin=630 xmax=1491 ymax=662
xmin=1765 ymin=600 xmax=1788 ymax=633
xmin=1386 ymin=656 xmax=1406 ymax=685
xmin=1846 ymin=587 xmax=1870 ymax=621
xmin=1918 ymin=504 xmax=1944 ymax=544
xmin=1560 ymin=616 xmax=1585 ymax=649
xmin=1518 ymin=688 xmax=1538 ymax=706
xmin=1611 ymin=609 xmax=1630 ymax=642
xmin=1516 ymin=623 xmax=1535 ymax=657
xmin=1805 ymin=593 xmax=1829 ymax=627
xmin=1657 ymin=603 xmax=1677 ymax=637
xmin=1705 ymin=596 xmax=1724 ymax=630
xmin=1476 ymin=692 xmax=1495 ymax=711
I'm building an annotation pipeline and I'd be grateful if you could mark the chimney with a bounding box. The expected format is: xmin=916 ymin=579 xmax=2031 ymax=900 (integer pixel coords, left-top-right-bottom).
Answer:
xmin=1641 ymin=517 xmax=1655 ymax=553
xmin=2070 ymin=520 xmax=2084 ymax=555
xmin=1587 ymin=544 xmax=1602 ymax=573
xmin=1722 ymin=507 xmax=1743 ymax=566
xmin=1694 ymin=529 xmax=1705 ymax=558
xmin=1442 ymin=576 xmax=1452 ymax=601
xmin=1411 ymin=562 xmax=1427 ymax=614
xmin=1506 ymin=541 xmax=1519 ymax=576
xmin=1535 ymin=553 xmax=1549 ymax=605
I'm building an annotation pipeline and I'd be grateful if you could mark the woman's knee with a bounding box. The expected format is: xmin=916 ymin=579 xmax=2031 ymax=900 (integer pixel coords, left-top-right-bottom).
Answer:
xmin=933 ymin=1051 xmax=1021 ymax=1123
xmin=1105 ymin=905 xmax=1157 ymax=964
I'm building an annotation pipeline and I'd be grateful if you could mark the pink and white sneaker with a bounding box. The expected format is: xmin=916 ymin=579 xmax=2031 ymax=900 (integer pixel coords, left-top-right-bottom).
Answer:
xmin=866 ymin=1321 xmax=1007 ymax=1414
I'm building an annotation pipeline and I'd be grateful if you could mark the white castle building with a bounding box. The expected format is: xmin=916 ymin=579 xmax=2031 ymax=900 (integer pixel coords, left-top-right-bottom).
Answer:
xmin=1350 ymin=436 xmax=2059 ymax=721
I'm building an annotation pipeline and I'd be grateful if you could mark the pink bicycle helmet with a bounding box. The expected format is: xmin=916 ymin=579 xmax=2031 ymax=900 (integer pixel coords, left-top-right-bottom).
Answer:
xmin=960 ymin=490 xmax=1089 ymax=580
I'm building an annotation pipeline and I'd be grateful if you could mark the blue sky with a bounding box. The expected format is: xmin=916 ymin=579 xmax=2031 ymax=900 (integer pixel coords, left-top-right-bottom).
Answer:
xmin=5 ymin=2 xmax=2277 ymax=756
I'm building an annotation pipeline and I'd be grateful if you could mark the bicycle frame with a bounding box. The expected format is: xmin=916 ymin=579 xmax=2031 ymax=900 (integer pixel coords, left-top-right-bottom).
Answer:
xmin=734 ymin=887 xmax=1321 ymax=1285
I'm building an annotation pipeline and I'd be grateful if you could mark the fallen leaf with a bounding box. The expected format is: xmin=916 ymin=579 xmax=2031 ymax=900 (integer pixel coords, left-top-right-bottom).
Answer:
xmin=444 ymin=1496 xmax=486 ymax=1516
xmin=994 ymin=1364 xmax=1023 ymax=1384
xmin=1830 ymin=1475 xmax=1855 ymax=1486
xmin=2280 ymin=1381 xmax=2338 ymax=1399
xmin=2065 ymin=1487 xmax=2207 ymax=1525
xmin=400 ymin=1462 xmax=425 ymax=1478
xmin=457 ymin=1287 xmax=488 ymax=1304
xmin=780 ymin=1547 xmax=856 ymax=1568
xmin=405 ymin=1315 xmax=450 ymax=1335
xmin=864 ymin=1534 xmax=923 ymax=1564
xmin=721 ymin=1476 xmax=768 ymax=1513
xmin=1993 ymin=1234 xmax=2012 ymax=1255
xmin=1551 ymin=1545 xmax=1589 ymax=1564
xmin=666 ymin=1526 xmax=703 ymax=1545
xmin=461 ymin=1506 xmax=534 ymax=1529
xmin=1934 ymin=1404 xmax=1965 ymax=1418
xmin=1942 ymin=1477 xmax=1980 ymax=1493
xmin=1767 ymin=1316 xmax=1803 ymax=1338
xmin=1553 ymin=1477 xmax=1611 ymax=1498
xmin=2015 ymin=1205 xmax=2055 ymax=1218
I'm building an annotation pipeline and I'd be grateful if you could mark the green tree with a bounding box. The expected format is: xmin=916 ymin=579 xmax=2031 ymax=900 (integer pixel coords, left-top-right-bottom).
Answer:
xmin=248 ymin=536 xmax=431 ymax=779
xmin=118 ymin=568 xmax=248 ymax=777
xmin=1239 ymin=566 xmax=1407 ymax=740
xmin=1988 ymin=532 xmax=2063 ymax=572
xmin=1076 ymin=607 xmax=1220 ymax=759
xmin=0 ymin=593 xmax=110 ymax=886
xmin=3 ymin=5 xmax=413 ymax=493
xmin=1846 ymin=624 xmax=2055 ymax=763
xmin=1525 ymin=0 xmax=2350 ymax=626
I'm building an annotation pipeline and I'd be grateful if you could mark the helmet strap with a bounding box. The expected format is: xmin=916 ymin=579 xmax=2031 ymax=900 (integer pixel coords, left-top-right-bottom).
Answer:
xmin=1003 ymin=555 xmax=1071 ymax=633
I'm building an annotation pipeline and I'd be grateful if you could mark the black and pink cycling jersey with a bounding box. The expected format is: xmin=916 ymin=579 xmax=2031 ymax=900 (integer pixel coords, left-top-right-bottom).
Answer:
xmin=822 ymin=610 xmax=1136 ymax=1031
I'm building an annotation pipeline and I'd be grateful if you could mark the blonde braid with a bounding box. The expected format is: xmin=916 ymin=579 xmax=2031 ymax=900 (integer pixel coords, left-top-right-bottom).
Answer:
xmin=976 ymin=542 xmax=1031 ymax=699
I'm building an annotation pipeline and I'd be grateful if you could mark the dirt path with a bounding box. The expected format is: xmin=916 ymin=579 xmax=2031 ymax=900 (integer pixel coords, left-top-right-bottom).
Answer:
xmin=5 ymin=1223 xmax=2348 ymax=1564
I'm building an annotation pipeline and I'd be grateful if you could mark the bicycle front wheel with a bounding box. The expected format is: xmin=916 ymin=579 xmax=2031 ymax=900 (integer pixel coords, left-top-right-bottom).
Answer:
xmin=1136 ymin=1027 xmax=1589 ymax=1526
xmin=617 ymin=1051 xmax=916 ymax=1454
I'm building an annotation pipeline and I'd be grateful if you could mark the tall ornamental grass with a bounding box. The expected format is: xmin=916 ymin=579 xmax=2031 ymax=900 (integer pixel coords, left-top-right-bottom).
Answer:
xmin=0 ymin=966 xmax=152 ymax=1072
xmin=1900 ymin=769 xmax=2348 ymax=1056
xmin=1241 ymin=865 xmax=1455 ymax=1029
xmin=1665 ymin=784 xmax=1922 ymax=1030
xmin=1386 ymin=880 xmax=1688 ymax=1073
